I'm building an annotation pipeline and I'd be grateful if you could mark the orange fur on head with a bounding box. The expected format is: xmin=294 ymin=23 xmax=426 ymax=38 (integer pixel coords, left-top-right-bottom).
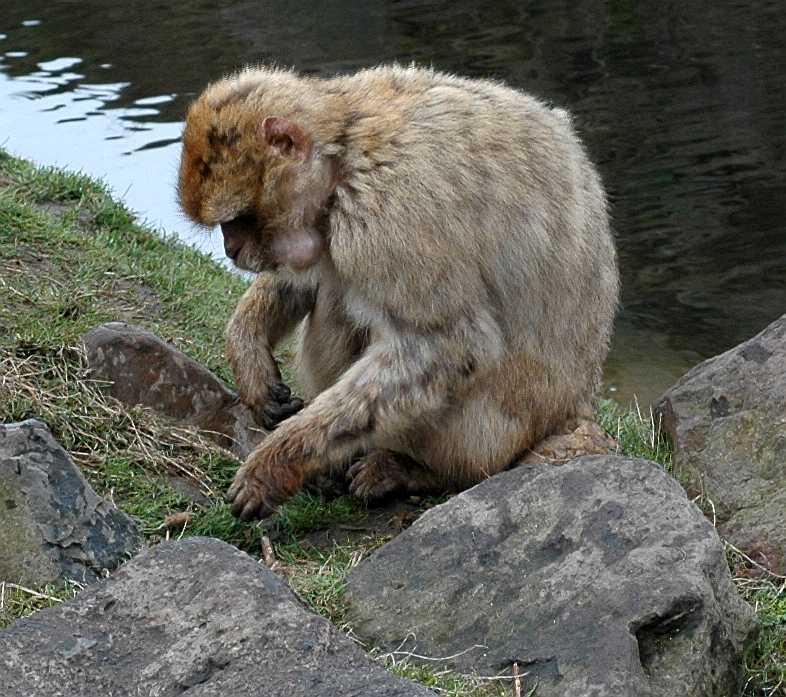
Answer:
xmin=178 ymin=71 xmax=340 ymax=273
xmin=177 ymin=97 xmax=266 ymax=226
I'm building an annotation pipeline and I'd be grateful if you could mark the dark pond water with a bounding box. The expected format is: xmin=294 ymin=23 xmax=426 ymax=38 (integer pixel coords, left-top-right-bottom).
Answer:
xmin=1 ymin=1 xmax=785 ymax=406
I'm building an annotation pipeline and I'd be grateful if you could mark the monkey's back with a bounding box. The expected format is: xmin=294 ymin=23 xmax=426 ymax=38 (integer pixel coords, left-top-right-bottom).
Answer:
xmin=327 ymin=65 xmax=618 ymax=400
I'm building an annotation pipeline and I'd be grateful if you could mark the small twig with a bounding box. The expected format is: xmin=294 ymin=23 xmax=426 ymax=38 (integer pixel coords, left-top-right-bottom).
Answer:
xmin=0 ymin=581 xmax=5 ymax=611
xmin=3 ymin=583 xmax=65 ymax=603
xmin=260 ymin=535 xmax=279 ymax=570
xmin=513 ymin=661 xmax=522 ymax=697
xmin=475 ymin=671 xmax=532 ymax=682
xmin=692 ymin=492 xmax=717 ymax=528
xmin=725 ymin=540 xmax=786 ymax=581
xmin=387 ymin=644 xmax=488 ymax=663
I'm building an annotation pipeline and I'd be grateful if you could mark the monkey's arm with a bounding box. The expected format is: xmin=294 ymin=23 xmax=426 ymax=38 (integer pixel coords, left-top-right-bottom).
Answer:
xmin=226 ymin=272 xmax=316 ymax=428
xmin=226 ymin=312 xmax=500 ymax=519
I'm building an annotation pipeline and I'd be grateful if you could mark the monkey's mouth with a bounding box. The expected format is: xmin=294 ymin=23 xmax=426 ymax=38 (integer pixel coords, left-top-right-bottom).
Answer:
xmin=226 ymin=245 xmax=243 ymax=262
xmin=228 ymin=245 xmax=271 ymax=274
xmin=223 ymin=237 xmax=244 ymax=261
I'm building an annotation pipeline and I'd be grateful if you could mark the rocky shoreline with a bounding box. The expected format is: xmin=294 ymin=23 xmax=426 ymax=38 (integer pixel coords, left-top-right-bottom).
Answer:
xmin=1 ymin=152 xmax=783 ymax=695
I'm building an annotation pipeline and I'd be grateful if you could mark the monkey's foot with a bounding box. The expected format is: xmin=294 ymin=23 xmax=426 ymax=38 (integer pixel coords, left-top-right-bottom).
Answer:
xmin=255 ymin=380 xmax=304 ymax=430
xmin=226 ymin=451 xmax=304 ymax=521
xmin=347 ymin=451 xmax=442 ymax=502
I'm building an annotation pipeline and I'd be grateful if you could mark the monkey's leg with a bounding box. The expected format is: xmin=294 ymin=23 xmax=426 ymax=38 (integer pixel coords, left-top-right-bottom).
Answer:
xmin=226 ymin=272 xmax=316 ymax=428
xmin=405 ymin=355 xmax=583 ymax=489
xmin=347 ymin=450 xmax=443 ymax=501
xmin=225 ymin=316 xmax=491 ymax=520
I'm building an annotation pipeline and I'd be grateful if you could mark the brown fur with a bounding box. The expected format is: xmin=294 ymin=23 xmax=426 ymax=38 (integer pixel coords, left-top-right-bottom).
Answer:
xmin=177 ymin=65 xmax=619 ymax=520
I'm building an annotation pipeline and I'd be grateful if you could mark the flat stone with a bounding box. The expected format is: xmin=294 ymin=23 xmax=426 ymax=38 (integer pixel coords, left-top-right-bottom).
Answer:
xmin=82 ymin=322 xmax=266 ymax=458
xmin=0 ymin=537 xmax=435 ymax=697
xmin=521 ymin=418 xmax=617 ymax=464
xmin=655 ymin=313 xmax=786 ymax=574
xmin=0 ymin=419 xmax=142 ymax=586
xmin=346 ymin=456 xmax=755 ymax=697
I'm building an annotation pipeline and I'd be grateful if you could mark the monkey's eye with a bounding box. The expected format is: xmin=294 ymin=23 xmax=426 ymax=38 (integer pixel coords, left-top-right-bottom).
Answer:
xmin=233 ymin=213 xmax=258 ymax=228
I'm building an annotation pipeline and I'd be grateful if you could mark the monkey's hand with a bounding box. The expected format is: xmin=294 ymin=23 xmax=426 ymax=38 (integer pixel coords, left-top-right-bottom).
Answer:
xmin=231 ymin=348 xmax=304 ymax=430
xmin=254 ymin=377 xmax=304 ymax=430
xmin=225 ymin=273 xmax=314 ymax=430
xmin=225 ymin=418 xmax=312 ymax=520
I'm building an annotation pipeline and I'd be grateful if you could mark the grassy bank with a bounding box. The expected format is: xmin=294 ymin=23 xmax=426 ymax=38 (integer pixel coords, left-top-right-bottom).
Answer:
xmin=0 ymin=151 xmax=783 ymax=695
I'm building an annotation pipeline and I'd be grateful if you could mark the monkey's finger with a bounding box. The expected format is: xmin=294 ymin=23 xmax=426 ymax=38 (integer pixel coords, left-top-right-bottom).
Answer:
xmin=262 ymin=398 xmax=304 ymax=428
xmin=346 ymin=460 xmax=365 ymax=481
xmin=348 ymin=465 xmax=399 ymax=501
xmin=225 ymin=466 xmax=252 ymax=502
xmin=349 ymin=476 xmax=380 ymax=501
xmin=238 ymin=499 xmax=261 ymax=521
xmin=225 ymin=481 xmax=241 ymax=502
xmin=269 ymin=382 xmax=292 ymax=402
xmin=278 ymin=397 xmax=304 ymax=416
xmin=236 ymin=495 xmax=278 ymax=521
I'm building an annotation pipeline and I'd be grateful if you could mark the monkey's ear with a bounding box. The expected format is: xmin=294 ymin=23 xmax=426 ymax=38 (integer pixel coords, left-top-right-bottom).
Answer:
xmin=262 ymin=116 xmax=310 ymax=159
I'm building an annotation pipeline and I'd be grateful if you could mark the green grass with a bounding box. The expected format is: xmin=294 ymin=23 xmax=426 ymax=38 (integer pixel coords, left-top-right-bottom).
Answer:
xmin=388 ymin=663 xmax=508 ymax=697
xmin=0 ymin=150 xmax=783 ymax=696
xmin=595 ymin=397 xmax=672 ymax=469
xmin=743 ymin=581 xmax=786 ymax=695
xmin=0 ymin=580 xmax=81 ymax=630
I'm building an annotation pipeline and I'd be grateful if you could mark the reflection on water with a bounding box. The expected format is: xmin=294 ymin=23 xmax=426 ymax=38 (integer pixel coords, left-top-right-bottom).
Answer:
xmin=1 ymin=1 xmax=785 ymax=406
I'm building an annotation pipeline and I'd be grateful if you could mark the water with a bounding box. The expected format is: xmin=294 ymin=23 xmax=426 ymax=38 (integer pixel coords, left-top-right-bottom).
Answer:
xmin=1 ymin=1 xmax=785 ymax=406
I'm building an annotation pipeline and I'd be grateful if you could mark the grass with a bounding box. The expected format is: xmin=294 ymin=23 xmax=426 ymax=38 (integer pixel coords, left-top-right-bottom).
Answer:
xmin=0 ymin=580 xmax=82 ymax=630
xmin=388 ymin=663 xmax=508 ymax=697
xmin=595 ymin=396 xmax=672 ymax=469
xmin=744 ymin=582 xmax=786 ymax=695
xmin=0 ymin=150 xmax=783 ymax=695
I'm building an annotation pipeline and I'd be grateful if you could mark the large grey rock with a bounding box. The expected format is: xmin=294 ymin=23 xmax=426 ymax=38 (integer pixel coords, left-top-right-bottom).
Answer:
xmin=0 ymin=420 xmax=142 ymax=586
xmin=346 ymin=456 xmax=755 ymax=697
xmin=655 ymin=314 xmax=786 ymax=574
xmin=0 ymin=537 xmax=434 ymax=697
xmin=82 ymin=322 xmax=266 ymax=458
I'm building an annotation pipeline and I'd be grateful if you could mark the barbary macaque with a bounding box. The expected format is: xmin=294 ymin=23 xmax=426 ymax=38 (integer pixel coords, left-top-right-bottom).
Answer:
xmin=177 ymin=65 xmax=619 ymax=520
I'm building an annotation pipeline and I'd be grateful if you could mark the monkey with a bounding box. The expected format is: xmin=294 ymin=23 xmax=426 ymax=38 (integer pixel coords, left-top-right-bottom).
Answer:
xmin=177 ymin=64 xmax=619 ymax=521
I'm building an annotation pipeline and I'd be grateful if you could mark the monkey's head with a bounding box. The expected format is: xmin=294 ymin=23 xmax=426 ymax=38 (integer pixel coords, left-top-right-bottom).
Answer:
xmin=178 ymin=85 xmax=337 ymax=273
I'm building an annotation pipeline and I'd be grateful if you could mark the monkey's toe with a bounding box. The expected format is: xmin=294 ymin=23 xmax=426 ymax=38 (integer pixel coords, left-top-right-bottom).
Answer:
xmin=347 ymin=453 xmax=409 ymax=501
xmin=348 ymin=452 xmax=445 ymax=502
xmin=348 ymin=468 xmax=400 ymax=501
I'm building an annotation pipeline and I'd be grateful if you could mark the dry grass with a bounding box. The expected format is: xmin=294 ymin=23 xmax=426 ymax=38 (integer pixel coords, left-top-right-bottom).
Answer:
xmin=1 ymin=346 xmax=227 ymax=498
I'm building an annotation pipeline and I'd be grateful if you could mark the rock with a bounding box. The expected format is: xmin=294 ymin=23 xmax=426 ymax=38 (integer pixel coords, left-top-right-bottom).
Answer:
xmin=655 ymin=314 xmax=786 ymax=574
xmin=0 ymin=537 xmax=435 ymax=697
xmin=346 ymin=456 xmax=755 ymax=697
xmin=0 ymin=420 xmax=142 ymax=586
xmin=521 ymin=418 xmax=617 ymax=464
xmin=82 ymin=322 xmax=266 ymax=458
